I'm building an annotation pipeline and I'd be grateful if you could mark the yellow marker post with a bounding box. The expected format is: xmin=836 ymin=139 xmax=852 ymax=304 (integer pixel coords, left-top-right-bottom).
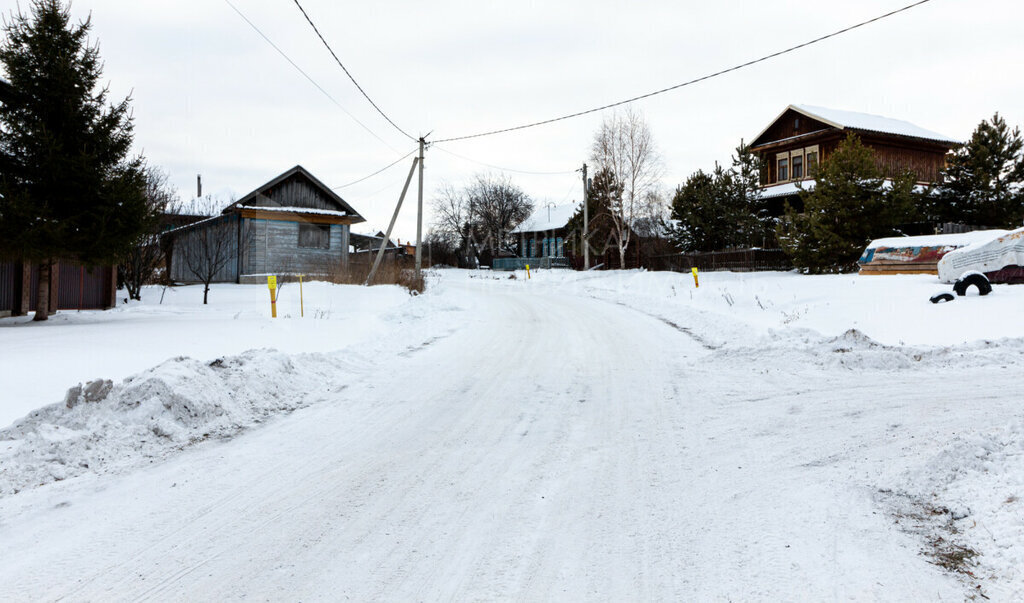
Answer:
xmin=691 ymin=267 xmax=699 ymax=288
xmin=267 ymin=275 xmax=278 ymax=318
xmin=299 ymin=274 xmax=304 ymax=318
xmin=525 ymin=264 xmax=531 ymax=279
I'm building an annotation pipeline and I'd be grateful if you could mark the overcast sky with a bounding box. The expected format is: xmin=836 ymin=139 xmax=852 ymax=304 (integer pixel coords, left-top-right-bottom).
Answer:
xmin=5 ymin=0 xmax=1023 ymax=240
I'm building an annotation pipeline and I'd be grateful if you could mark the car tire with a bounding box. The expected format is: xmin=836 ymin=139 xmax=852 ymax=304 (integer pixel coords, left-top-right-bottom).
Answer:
xmin=953 ymin=273 xmax=992 ymax=296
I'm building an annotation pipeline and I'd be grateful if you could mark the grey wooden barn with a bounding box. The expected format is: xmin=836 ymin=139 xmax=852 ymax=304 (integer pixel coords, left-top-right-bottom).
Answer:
xmin=167 ymin=166 xmax=366 ymax=284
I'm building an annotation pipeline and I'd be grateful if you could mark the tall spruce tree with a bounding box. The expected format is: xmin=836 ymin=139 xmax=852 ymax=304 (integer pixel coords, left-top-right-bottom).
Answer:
xmin=0 ymin=0 xmax=147 ymax=320
xmin=931 ymin=113 xmax=1024 ymax=228
xmin=777 ymin=133 xmax=918 ymax=272
xmin=730 ymin=140 xmax=772 ymax=247
xmin=670 ymin=168 xmax=728 ymax=252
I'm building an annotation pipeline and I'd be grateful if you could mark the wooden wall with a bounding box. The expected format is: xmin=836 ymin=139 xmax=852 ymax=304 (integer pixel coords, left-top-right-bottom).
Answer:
xmin=760 ymin=133 xmax=947 ymax=185
xmin=240 ymin=218 xmax=350 ymax=277
xmin=168 ymin=214 xmax=240 ymax=283
xmin=752 ymin=109 xmax=832 ymax=147
xmin=245 ymin=174 xmax=340 ymax=211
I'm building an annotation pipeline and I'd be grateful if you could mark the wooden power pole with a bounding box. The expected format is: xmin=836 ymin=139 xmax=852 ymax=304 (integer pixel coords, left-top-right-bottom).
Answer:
xmin=582 ymin=162 xmax=589 ymax=270
xmin=415 ymin=137 xmax=425 ymax=279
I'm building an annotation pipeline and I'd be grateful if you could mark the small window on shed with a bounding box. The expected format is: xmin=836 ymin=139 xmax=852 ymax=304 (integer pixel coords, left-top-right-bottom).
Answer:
xmin=298 ymin=223 xmax=330 ymax=249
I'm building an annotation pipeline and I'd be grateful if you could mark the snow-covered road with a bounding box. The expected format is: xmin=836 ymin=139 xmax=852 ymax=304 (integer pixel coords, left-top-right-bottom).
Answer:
xmin=1 ymin=273 xmax=1021 ymax=599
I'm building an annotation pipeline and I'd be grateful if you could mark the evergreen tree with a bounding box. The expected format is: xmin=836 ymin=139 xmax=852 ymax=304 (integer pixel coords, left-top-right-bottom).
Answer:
xmin=670 ymin=168 xmax=725 ymax=252
xmin=730 ymin=140 xmax=773 ymax=247
xmin=0 ymin=0 xmax=147 ymax=320
xmin=930 ymin=113 xmax=1024 ymax=228
xmin=777 ymin=133 xmax=919 ymax=272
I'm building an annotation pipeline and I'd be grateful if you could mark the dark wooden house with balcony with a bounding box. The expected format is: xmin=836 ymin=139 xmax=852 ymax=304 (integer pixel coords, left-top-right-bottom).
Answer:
xmin=166 ymin=165 xmax=366 ymax=284
xmin=749 ymin=105 xmax=958 ymax=214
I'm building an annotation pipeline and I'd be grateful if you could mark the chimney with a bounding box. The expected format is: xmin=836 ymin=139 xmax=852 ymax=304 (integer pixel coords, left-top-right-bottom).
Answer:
xmin=197 ymin=174 xmax=202 ymax=198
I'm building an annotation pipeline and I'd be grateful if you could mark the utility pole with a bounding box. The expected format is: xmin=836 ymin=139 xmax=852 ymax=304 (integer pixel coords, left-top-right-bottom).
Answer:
xmin=415 ymin=136 xmax=426 ymax=279
xmin=366 ymin=157 xmax=420 ymax=286
xmin=582 ymin=162 xmax=589 ymax=270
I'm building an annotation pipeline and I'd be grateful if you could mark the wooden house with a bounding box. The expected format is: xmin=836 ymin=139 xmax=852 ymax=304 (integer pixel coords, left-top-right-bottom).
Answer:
xmin=496 ymin=204 xmax=578 ymax=269
xmin=749 ymin=105 xmax=958 ymax=214
xmin=166 ymin=165 xmax=365 ymax=284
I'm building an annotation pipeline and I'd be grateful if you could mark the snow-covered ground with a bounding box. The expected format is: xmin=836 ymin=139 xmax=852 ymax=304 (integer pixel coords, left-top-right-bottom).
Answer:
xmin=1 ymin=268 xmax=1022 ymax=599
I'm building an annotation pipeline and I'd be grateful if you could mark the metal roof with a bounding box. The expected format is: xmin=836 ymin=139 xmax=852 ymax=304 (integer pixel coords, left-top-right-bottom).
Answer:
xmin=752 ymin=104 xmax=959 ymax=148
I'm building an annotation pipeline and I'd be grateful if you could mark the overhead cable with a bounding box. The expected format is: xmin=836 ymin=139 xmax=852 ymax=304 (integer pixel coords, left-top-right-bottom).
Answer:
xmin=223 ymin=0 xmax=403 ymax=155
xmin=433 ymin=0 xmax=934 ymax=143
xmin=291 ymin=0 xmax=417 ymax=142
xmin=333 ymin=147 xmax=419 ymax=189
xmin=433 ymin=145 xmax=576 ymax=176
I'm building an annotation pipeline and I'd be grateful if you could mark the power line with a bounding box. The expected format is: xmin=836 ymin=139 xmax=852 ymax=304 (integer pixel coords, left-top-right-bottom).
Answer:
xmin=433 ymin=145 xmax=577 ymax=176
xmin=291 ymin=0 xmax=417 ymax=142
xmin=333 ymin=147 xmax=418 ymax=189
xmin=434 ymin=0 xmax=934 ymax=143
xmin=222 ymin=0 xmax=403 ymax=155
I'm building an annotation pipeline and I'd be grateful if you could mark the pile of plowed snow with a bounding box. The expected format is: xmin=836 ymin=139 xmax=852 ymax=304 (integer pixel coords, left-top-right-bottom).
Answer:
xmin=709 ymin=328 xmax=1024 ymax=372
xmin=0 ymin=350 xmax=349 ymax=497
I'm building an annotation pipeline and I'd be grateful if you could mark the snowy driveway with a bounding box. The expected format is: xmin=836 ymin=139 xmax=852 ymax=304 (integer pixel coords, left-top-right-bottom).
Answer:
xmin=1 ymin=273 xmax=1020 ymax=599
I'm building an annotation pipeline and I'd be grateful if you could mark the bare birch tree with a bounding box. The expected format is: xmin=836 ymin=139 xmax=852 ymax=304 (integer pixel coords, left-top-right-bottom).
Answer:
xmin=590 ymin=107 xmax=663 ymax=268
xmin=120 ymin=167 xmax=179 ymax=300
xmin=176 ymin=195 xmax=248 ymax=304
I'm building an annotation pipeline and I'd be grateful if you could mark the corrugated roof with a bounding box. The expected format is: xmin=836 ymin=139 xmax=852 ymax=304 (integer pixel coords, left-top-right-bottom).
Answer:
xmin=751 ymin=104 xmax=960 ymax=148
xmin=793 ymin=104 xmax=959 ymax=144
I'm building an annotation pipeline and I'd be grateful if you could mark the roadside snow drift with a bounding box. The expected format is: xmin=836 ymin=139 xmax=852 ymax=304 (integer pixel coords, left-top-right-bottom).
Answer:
xmin=0 ymin=350 xmax=342 ymax=496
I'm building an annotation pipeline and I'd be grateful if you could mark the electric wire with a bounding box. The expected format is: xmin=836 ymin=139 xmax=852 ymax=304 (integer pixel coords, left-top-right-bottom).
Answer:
xmin=291 ymin=0 xmax=417 ymax=142
xmin=433 ymin=145 xmax=577 ymax=176
xmin=333 ymin=147 xmax=418 ymax=189
xmin=223 ymin=0 xmax=403 ymax=155
xmin=433 ymin=0 xmax=934 ymax=143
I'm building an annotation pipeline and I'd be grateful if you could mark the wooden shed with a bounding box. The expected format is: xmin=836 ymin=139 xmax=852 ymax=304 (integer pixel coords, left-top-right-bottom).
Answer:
xmin=166 ymin=166 xmax=366 ymax=284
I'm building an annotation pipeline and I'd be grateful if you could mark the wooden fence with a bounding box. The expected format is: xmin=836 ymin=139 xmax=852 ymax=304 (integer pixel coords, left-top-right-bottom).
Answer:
xmin=644 ymin=249 xmax=791 ymax=273
xmin=0 ymin=261 xmax=116 ymax=316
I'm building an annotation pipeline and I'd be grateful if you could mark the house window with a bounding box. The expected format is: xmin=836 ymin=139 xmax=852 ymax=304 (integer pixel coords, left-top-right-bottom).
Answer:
xmin=298 ymin=223 xmax=330 ymax=249
xmin=777 ymin=158 xmax=789 ymax=182
xmin=792 ymin=154 xmax=804 ymax=180
xmin=806 ymin=150 xmax=819 ymax=175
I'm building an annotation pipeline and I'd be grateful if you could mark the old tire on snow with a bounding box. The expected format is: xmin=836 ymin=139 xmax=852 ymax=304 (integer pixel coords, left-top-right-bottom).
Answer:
xmin=953 ymin=272 xmax=992 ymax=297
xmin=930 ymin=292 xmax=955 ymax=304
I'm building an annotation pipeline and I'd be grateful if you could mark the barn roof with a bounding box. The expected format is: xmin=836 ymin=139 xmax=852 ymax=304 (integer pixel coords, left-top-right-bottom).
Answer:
xmin=751 ymin=104 xmax=959 ymax=148
xmin=225 ymin=165 xmax=365 ymax=222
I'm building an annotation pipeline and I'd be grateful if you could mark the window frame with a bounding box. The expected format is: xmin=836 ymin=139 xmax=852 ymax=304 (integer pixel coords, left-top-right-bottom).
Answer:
xmin=297 ymin=223 xmax=331 ymax=249
xmin=804 ymin=145 xmax=820 ymax=176
xmin=777 ymin=155 xmax=789 ymax=182
xmin=791 ymin=153 xmax=804 ymax=180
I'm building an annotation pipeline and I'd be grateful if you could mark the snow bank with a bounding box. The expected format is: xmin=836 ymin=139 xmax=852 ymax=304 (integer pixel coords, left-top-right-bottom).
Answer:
xmin=0 ymin=349 xmax=341 ymax=497
xmin=712 ymin=328 xmax=1024 ymax=372
xmin=885 ymin=422 xmax=1024 ymax=597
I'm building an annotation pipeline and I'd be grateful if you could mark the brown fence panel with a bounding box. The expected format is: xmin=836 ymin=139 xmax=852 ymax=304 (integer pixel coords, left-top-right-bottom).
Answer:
xmin=645 ymin=249 xmax=791 ymax=273
xmin=56 ymin=263 xmax=113 ymax=310
xmin=0 ymin=262 xmax=16 ymax=313
xmin=1 ymin=261 xmax=112 ymax=314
